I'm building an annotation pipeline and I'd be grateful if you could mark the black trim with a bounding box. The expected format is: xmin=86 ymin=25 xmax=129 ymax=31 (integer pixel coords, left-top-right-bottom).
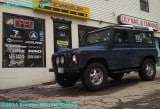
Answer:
xmin=51 ymin=17 xmax=72 ymax=24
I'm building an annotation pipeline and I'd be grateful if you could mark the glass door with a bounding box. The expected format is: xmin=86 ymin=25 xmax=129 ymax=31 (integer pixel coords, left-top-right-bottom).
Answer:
xmin=53 ymin=20 xmax=72 ymax=52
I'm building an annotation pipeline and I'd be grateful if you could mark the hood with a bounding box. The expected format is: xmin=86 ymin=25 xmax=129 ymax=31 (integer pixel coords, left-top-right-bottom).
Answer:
xmin=55 ymin=43 xmax=108 ymax=54
xmin=78 ymin=45 xmax=107 ymax=51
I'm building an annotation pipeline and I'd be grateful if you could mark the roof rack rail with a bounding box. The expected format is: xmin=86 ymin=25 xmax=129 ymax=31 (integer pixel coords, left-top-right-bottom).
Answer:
xmin=87 ymin=24 xmax=153 ymax=34
xmin=87 ymin=25 xmax=113 ymax=33
xmin=113 ymin=25 xmax=153 ymax=31
xmin=113 ymin=25 xmax=133 ymax=29
xmin=133 ymin=26 xmax=153 ymax=31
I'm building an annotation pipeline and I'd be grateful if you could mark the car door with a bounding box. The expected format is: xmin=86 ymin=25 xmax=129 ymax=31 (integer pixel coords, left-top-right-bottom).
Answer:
xmin=109 ymin=29 xmax=131 ymax=70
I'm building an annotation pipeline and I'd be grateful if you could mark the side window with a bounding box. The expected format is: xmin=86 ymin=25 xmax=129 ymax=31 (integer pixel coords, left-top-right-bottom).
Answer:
xmin=134 ymin=32 xmax=153 ymax=44
xmin=86 ymin=29 xmax=111 ymax=43
xmin=78 ymin=25 xmax=98 ymax=47
xmin=115 ymin=31 xmax=128 ymax=44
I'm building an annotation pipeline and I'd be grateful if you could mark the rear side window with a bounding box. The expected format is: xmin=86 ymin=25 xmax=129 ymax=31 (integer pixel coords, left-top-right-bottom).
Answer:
xmin=134 ymin=32 xmax=153 ymax=44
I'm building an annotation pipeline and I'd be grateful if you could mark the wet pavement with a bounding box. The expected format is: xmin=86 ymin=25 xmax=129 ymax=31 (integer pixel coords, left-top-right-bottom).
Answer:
xmin=0 ymin=72 xmax=160 ymax=109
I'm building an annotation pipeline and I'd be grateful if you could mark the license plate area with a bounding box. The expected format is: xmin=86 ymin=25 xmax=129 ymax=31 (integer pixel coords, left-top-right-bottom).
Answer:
xmin=58 ymin=67 xmax=64 ymax=74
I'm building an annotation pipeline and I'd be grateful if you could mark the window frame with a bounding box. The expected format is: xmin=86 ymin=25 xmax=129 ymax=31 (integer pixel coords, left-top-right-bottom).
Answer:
xmin=140 ymin=0 xmax=149 ymax=12
xmin=53 ymin=19 xmax=72 ymax=52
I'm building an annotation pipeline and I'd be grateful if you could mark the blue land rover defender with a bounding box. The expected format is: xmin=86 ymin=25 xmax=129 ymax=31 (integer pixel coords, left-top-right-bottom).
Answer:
xmin=51 ymin=25 xmax=158 ymax=91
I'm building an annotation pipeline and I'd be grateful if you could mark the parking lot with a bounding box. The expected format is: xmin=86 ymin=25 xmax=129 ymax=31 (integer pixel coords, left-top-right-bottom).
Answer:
xmin=0 ymin=71 xmax=160 ymax=109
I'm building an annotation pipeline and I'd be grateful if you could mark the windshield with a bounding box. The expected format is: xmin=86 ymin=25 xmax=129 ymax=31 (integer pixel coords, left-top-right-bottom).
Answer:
xmin=83 ymin=29 xmax=112 ymax=45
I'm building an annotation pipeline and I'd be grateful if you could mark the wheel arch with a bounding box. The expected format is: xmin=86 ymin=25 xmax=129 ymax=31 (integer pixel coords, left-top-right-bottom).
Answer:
xmin=80 ymin=58 xmax=108 ymax=72
xmin=144 ymin=56 xmax=156 ymax=63
xmin=141 ymin=56 xmax=156 ymax=66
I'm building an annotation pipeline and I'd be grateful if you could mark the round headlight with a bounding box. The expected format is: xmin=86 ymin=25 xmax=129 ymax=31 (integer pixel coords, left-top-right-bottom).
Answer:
xmin=56 ymin=57 xmax=60 ymax=65
xmin=60 ymin=56 xmax=65 ymax=64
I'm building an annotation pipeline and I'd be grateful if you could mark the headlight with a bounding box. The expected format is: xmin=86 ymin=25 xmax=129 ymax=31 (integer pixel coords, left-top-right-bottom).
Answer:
xmin=56 ymin=57 xmax=60 ymax=65
xmin=60 ymin=56 xmax=65 ymax=64
xmin=72 ymin=54 xmax=78 ymax=64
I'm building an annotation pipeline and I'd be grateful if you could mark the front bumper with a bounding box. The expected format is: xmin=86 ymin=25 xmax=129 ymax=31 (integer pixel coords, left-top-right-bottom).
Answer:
xmin=50 ymin=67 xmax=80 ymax=74
xmin=51 ymin=52 xmax=81 ymax=74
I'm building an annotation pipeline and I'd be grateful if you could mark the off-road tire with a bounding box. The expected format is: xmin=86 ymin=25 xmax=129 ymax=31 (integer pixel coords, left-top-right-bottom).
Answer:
xmin=138 ymin=59 xmax=156 ymax=81
xmin=81 ymin=62 xmax=108 ymax=91
xmin=56 ymin=74 xmax=79 ymax=87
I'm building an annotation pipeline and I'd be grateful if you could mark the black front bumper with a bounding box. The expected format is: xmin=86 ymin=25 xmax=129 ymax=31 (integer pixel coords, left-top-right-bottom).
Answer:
xmin=49 ymin=67 xmax=80 ymax=74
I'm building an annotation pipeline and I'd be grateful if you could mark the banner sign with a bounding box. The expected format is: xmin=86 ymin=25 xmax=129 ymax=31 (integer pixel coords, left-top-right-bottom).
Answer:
xmin=33 ymin=0 xmax=90 ymax=19
xmin=118 ymin=14 xmax=159 ymax=30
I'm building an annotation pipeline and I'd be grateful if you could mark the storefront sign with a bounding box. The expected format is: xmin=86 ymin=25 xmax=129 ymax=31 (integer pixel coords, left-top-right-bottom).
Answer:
xmin=14 ymin=19 xmax=34 ymax=29
xmin=118 ymin=14 xmax=159 ymax=30
xmin=33 ymin=0 xmax=90 ymax=19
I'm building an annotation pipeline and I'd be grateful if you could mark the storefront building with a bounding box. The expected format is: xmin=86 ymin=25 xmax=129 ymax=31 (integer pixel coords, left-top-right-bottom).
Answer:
xmin=0 ymin=0 xmax=160 ymax=89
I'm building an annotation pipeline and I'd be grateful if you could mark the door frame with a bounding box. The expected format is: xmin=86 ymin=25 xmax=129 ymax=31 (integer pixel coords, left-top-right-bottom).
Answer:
xmin=52 ymin=18 xmax=72 ymax=52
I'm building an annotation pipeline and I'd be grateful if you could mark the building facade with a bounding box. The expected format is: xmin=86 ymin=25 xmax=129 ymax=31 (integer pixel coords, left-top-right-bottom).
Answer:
xmin=0 ymin=0 xmax=160 ymax=89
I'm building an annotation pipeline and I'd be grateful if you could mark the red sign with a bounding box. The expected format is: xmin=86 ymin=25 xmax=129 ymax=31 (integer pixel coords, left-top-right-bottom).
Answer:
xmin=118 ymin=14 xmax=159 ymax=30
xmin=14 ymin=19 xmax=34 ymax=29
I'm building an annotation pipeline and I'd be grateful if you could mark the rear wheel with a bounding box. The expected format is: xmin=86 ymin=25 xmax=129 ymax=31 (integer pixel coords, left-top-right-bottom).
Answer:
xmin=81 ymin=62 xmax=108 ymax=91
xmin=56 ymin=73 xmax=79 ymax=87
xmin=138 ymin=59 xmax=156 ymax=81
xmin=110 ymin=73 xmax=124 ymax=81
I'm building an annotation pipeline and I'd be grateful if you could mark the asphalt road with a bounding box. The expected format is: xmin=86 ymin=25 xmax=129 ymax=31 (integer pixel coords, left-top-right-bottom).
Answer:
xmin=0 ymin=72 xmax=160 ymax=109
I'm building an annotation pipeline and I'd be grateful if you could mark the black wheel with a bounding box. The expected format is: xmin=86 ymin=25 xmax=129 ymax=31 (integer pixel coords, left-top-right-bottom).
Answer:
xmin=81 ymin=62 xmax=108 ymax=91
xmin=56 ymin=73 xmax=79 ymax=87
xmin=138 ymin=59 xmax=156 ymax=81
xmin=110 ymin=73 xmax=124 ymax=81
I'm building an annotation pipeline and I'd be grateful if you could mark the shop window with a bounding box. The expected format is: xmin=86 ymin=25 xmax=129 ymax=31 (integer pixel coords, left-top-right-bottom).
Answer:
xmin=2 ymin=13 xmax=46 ymax=68
xmin=140 ymin=0 xmax=149 ymax=12
xmin=53 ymin=19 xmax=72 ymax=52
xmin=78 ymin=25 xmax=98 ymax=47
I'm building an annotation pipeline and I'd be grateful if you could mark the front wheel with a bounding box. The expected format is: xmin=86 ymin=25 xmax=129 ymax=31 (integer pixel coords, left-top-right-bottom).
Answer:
xmin=56 ymin=73 xmax=79 ymax=87
xmin=138 ymin=59 xmax=156 ymax=81
xmin=81 ymin=62 xmax=108 ymax=91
